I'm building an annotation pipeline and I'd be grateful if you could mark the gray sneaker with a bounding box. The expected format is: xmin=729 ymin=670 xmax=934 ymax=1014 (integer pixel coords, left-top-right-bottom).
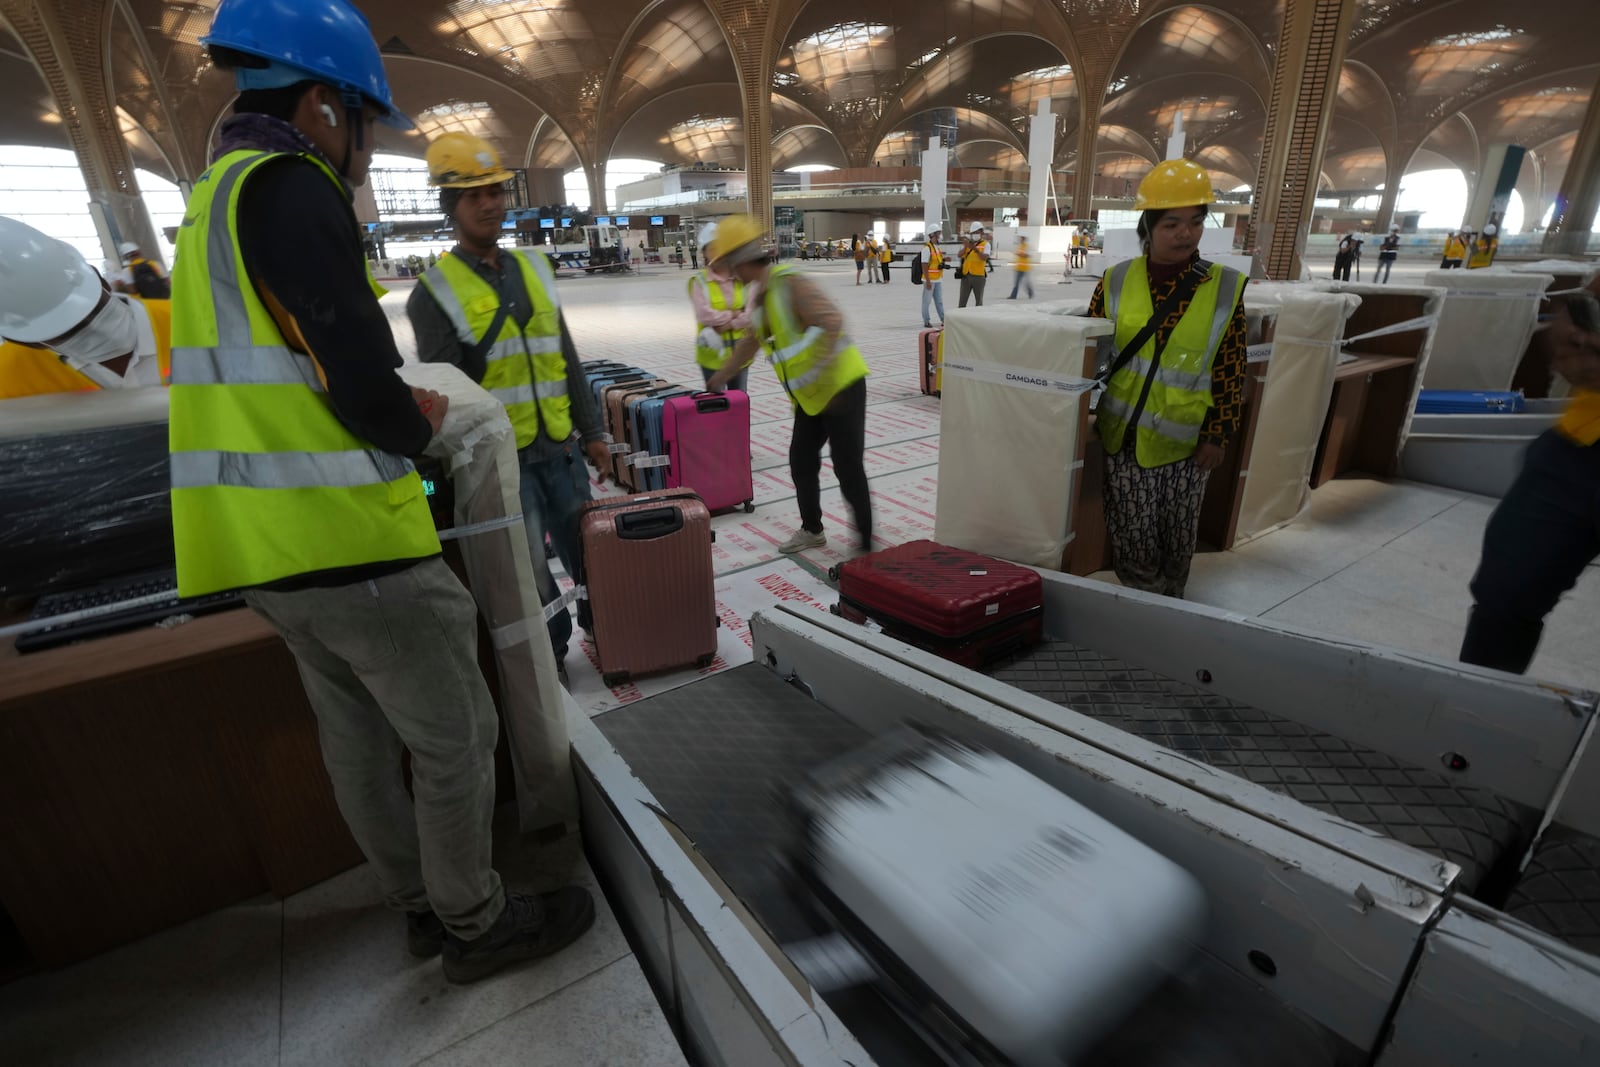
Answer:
xmin=777 ymin=529 xmax=827 ymax=554
xmin=442 ymin=888 xmax=596 ymax=984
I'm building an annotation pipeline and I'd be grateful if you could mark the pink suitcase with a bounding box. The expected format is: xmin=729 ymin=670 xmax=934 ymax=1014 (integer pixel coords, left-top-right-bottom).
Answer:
xmin=579 ymin=489 xmax=718 ymax=686
xmin=661 ymin=391 xmax=756 ymax=513
xmin=918 ymin=328 xmax=942 ymax=397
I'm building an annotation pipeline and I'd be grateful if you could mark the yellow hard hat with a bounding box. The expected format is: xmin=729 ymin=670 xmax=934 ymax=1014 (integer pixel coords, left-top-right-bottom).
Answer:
xmin=707 ymin=214 xmax=767 ymax=265
xmin=426 ymin=132 xmax=514 ymax=188
xmin=1134 ymin=159 xmax=1214 ymax=211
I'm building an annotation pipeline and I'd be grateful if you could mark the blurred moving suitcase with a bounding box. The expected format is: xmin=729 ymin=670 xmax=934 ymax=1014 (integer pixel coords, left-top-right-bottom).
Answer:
xmin=661 ymin=390 xmax=756 ymax=513
xmin=830 ymin=540 xmax=1042 ymax=668
xmin=789 ymin=728 xmax=1205 ymax=1066
xmin=580 ymin=489 xmax=717 ymax=686
xmin=1415 ymin=389 xmax=1525 ymax=414
xmin=918 ymin=328 xmax=942 ymax=397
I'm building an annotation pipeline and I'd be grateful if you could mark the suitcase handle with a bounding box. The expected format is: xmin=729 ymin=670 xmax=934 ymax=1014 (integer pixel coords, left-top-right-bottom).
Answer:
xmin=615 ymin=506 xmax=683 ymax=540
xmin=693 ymin=392 xmax=731 ymax=413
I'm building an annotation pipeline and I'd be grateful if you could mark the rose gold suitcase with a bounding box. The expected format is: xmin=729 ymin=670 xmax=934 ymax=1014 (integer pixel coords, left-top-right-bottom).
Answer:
xmin=580 ymin=489 xmax=717 ymax=686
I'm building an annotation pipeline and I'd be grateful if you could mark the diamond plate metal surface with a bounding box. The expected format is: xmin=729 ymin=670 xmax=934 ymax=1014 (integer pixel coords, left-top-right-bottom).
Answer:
xmin=1504 ymin=827 xmax=1600 ymax=954
xmin=595 ymin=663 xmax=870 ymax=944
xmin=989 ymin=641 xmax=1532 ymax=891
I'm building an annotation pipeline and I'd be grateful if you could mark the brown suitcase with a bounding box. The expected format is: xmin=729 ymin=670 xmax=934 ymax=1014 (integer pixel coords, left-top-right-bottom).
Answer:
xmin=580 ymin=489 xmax=717 ymax=686
xmin=595 ymin=377 xmax=658 ymax=480
xmin=604 ymin=380 xmax=669 ymax=490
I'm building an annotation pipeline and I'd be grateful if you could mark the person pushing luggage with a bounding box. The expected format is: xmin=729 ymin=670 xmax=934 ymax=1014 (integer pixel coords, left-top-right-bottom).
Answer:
xmin=687 ymin=221 xmax=752 ymax=393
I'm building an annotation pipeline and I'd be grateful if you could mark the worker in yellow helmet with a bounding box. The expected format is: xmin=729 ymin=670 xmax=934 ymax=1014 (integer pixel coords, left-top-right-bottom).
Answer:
xmin=177 ymin=0 xmax=593 ymax=985
xmin=408 ymin=130 xmax=610 ymax=667
xmin=705 ymin=215 xmax=873 ymax=554
xmin=0 ymin=215 xmax=170 ymax=397
xmin=1087 ymin=159 xmax=1248 ymax=598
xmin=688 ymin=220 xmax=752 ymax=392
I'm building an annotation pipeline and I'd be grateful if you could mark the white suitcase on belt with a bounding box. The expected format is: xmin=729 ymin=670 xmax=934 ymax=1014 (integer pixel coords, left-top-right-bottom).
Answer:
xmin=797 ymin=731 xmax=1206 ymax=1066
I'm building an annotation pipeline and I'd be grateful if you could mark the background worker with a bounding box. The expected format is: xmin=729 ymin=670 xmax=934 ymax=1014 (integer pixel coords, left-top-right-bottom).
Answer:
xmin=921 ymin=226 xmax=947 ymax=328
xmin=408 ymin=131 xmax=611 ymax=661
xmin=1333 ymin=232 xmax=1356 ymax=280
xmin=688 ymin=221 xmax=752 ymax=392
xmin=864 ymin=234 xmax=880 ymax=283
xmin=181 ymin=0 xmax=593 ymax=986
xmin=0 ymin=215 xmax=169 ymax=396
xmin=1087 ymin=159 xmax=1247 ymax=599
xmin=116 ymin=240 xmax=172 ymax=299
xmin=1460 ymin=292 xmax=1600 ymax=674
xmin=958 ymin=223 xmax=991 ymax=307
xmin=852 ymin=232 xmax=866 ymax=285
xmin=704 ymin=215 xmax=873 ymax=554
xmin=879 ymin=237 xmax=893 ymax=282
xmin=1008 ymin=235 xmax=1034 ymax=300
xmin=1376 ymin=227 xmax=1400 ymax=283
xmin=1440 ymin=230 xmax=1467 ymax=268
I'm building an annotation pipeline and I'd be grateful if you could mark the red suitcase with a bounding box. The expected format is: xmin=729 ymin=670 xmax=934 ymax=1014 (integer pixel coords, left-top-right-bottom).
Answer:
xmin=580 ymin=489 xmax=718 ymax=686
xmin=662 ymin=390 xmax=756 ymax=513
xmin=918 ymin=328 xmax=943 ymax=397
xmin=829 ymin=540 xmax=1041 ymax=668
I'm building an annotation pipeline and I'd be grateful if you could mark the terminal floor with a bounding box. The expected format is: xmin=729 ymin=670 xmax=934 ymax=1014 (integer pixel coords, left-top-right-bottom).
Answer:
xmin=4 ymin=254 xmax=1596 ymax=1067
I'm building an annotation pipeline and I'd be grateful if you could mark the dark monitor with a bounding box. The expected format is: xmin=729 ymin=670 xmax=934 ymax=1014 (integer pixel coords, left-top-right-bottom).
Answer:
xmin=595 ymin=215 xmax=612 ymax=225
xmin=0 ymin=390 xmax=174 ymax=599
xmin=649 ymin=215 xmax=665 ymax=226
xmin=539 ymin=218 xmax=556 ymax=229
xmin=615 ymin=216 xmax=629 ymax=227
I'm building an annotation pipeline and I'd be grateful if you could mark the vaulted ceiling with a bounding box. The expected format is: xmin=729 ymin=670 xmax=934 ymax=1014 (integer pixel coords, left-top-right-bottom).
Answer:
xmin=0 ymin=0 xmax=1591 ymax=214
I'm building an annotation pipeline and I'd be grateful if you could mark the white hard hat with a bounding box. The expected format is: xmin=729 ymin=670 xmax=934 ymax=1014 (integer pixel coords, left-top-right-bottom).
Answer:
xmin=969 ymin=223 xmax=985 ymax=234
xmin=0 ymin=216 xmax=105 ymax=343
xmin=118 ymin=240 xmax=141 ymax=258
xmin=697 ymin=221 xmax=718 ymax=251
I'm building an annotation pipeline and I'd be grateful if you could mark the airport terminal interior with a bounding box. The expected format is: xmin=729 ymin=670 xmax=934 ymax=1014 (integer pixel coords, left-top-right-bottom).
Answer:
xmin=2 ymin=2 xmax=1599 ymax=1065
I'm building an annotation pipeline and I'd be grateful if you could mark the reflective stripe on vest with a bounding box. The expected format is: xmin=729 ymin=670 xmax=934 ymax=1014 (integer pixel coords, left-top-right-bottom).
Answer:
xmin=753 ymin=265 xmax=869 ymax=416
xmin=1096 ymin=257 xmax=1244 ymax=467
xmin=167 ymin=148 xmax=439 ymax=596
xmin=419 ymin=248 xmax=570 ymax=448
xmin=690 ymin=270 xmax=747 ymax=371
xmin=924 ymin=243 xmax=943 ymax=280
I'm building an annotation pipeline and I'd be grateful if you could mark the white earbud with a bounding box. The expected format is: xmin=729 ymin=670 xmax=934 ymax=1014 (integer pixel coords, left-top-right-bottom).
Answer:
xmin=320 ymin=103 xmax=339 ymax=128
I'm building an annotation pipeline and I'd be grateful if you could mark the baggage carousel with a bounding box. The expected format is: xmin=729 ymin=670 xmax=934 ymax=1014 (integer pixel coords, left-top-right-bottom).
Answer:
xmin=596 ymin=664 xmax=1356 ymax=1066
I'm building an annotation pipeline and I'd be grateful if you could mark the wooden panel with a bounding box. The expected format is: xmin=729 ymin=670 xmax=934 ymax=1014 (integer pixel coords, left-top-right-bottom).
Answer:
xmin=1313 ymin=373 xmax=1370 ymax=486
xmin=1198 ymin=369 xmax=1266 ymax=550
xmin=1068 ymin=436 xmax=1111 ymax=576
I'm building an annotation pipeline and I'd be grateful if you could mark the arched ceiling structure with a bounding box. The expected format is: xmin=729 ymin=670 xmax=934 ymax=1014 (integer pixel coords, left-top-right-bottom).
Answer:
xmin=0 ymin=0 xmax=1590 ymax=224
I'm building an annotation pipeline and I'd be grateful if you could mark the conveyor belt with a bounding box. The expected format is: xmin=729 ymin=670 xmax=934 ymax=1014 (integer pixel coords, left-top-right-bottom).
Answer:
xmin=988 ymin=640 xmax=1534 ymax=893
xmin=1504 ymin=826 xmax=1600 ymax=954
xmin=595 ymin=664 xmax=1354 ymax=1066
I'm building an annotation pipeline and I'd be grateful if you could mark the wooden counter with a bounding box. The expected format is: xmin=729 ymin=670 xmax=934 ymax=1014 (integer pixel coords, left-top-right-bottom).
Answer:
xmin=0 ymin=608 xmax=362 ymax=968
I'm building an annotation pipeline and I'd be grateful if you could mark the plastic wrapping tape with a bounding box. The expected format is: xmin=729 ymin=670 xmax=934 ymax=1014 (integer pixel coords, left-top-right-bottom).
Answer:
xmin=939 ymin=355 xmax=1097 ymax=396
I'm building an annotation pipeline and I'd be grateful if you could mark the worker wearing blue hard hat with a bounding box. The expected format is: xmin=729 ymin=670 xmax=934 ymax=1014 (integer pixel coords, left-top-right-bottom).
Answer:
xmin=168 ymin=0 xmax=595 ymax=986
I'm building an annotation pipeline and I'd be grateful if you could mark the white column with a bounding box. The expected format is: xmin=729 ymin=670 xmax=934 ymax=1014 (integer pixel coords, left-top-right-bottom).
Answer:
xmin=922 ymin=136 xmax=949 ymax=234
xmin=1027 ymin=98 xmax=1054 ymax=227
xmin=1165 ymin=111 xmax=1186 ymax=161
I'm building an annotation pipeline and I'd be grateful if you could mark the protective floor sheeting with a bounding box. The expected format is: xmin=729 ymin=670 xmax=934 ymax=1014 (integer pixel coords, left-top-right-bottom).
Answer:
xmin=1422 ymin=270 xmax=1552 ymax=391
xmin=933 ymin=306 xmax=1111 ymax=568
xmin=1235 ymin=291 xmax=1360 ymax=542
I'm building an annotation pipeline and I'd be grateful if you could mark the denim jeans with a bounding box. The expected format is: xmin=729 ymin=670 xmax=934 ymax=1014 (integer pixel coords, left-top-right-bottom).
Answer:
xmin=1460 ymin=431 xmax=1600 ymax=673
xmin=1009 ymin=271 xmax=1034 ymax=299
xmin=921 ymin=281 xmax=945 ymax=326
xmin=700 ymin=364 xmax=748 ymax=394
xmin=518 ymin=438 xmax=596 ymax=650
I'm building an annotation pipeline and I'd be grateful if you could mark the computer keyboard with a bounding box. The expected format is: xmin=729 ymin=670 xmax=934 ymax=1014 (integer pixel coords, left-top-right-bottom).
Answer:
xmin=14 ymin=569 xmax=244 ymax=653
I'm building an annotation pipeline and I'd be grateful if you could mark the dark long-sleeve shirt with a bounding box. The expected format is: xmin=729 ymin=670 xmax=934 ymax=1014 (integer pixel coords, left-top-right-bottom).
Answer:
xmin=1087 ymin=256 xmax=1248 ymax=446
xmin=237 ymin=157 xmax=432 ymax=458
xmin=406 ymin=245 xmax=602 ymax=461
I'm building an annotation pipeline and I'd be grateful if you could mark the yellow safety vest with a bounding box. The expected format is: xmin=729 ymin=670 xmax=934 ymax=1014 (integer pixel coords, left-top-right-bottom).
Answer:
xmin=961 ymin=239 xmax=989 ymax=277
xmin=753 ymin=264 xmax=869 ymax=416
xmin=1097 ymin=257 xmax=1245 ymax=467
xmin=1016 ymin=247 xmax=1032 ymax=273
xmin=689 ymin=270 xmax=747 ymax=371
xmin=419 ymin=249 xmax=570 ymax=449
xmin=168 ymin=149 xmax=439 ymax=596
xmin=924 ymin=243 xmax=944 ymax=280
xmin=0 ymin=299 xmax=173 ymax=398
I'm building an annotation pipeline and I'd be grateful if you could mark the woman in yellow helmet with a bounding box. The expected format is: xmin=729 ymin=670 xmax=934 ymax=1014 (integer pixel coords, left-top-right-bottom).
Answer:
xmin=1087 ymin=159 xmax=1248 ymax=599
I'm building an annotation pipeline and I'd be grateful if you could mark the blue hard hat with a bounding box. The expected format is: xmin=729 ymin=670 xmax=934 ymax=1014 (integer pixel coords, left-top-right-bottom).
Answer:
xmin=203 ymin=0 xmax=413 ymax=130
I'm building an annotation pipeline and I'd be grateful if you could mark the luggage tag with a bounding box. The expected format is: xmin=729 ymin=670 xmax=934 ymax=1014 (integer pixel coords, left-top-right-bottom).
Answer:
xmin=634 ymin=455 xmax=672 ymax=469
xmin=540 ymin=584 xmax=587 ymax=623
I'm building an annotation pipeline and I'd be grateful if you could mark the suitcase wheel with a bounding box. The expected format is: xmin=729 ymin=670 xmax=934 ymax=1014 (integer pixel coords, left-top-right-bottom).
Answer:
xmin=743 ymin=501 xmax=756 ymax=513
xmin=829 ymin=602 xmax=842 ymax=616
xmin=694 ymin=652 xmax=715 ymax=669
xmin=602 ymin=670 xmax=629 ymax=688
xmin=827 ymin=565 xmax=840 ymax=582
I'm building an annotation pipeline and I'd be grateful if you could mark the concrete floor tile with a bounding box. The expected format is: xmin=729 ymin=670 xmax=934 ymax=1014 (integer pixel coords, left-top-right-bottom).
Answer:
xmin=1382 ymin=496 xmax=1498 ymax=561
xmin=1226 ymin=521 xmax=1380 ymax=581
xmin=0 ymin=897 xmax=282 ymax=1067
xmin=1183 ymin=551 xmax=1319 ymax=616
xmin=1322 ymin=545 xmax=1477 ymax=626
xmin=416 ymin=957 xmax=686 ymax=1067
xmin=1304 ymin=476 xmax=1465 ymax=544
xmin=278 ymin=833 xmax=632 ymax=1067
xmin=1260 ymin=580 xmax=1467 ymax=664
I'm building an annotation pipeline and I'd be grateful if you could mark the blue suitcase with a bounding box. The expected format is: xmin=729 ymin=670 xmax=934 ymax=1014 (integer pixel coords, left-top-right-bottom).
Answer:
xmin=625 ymin=387 xmax=692 ymax=492
xmin=1415 ymin=389 xmax=1525 ymax=414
